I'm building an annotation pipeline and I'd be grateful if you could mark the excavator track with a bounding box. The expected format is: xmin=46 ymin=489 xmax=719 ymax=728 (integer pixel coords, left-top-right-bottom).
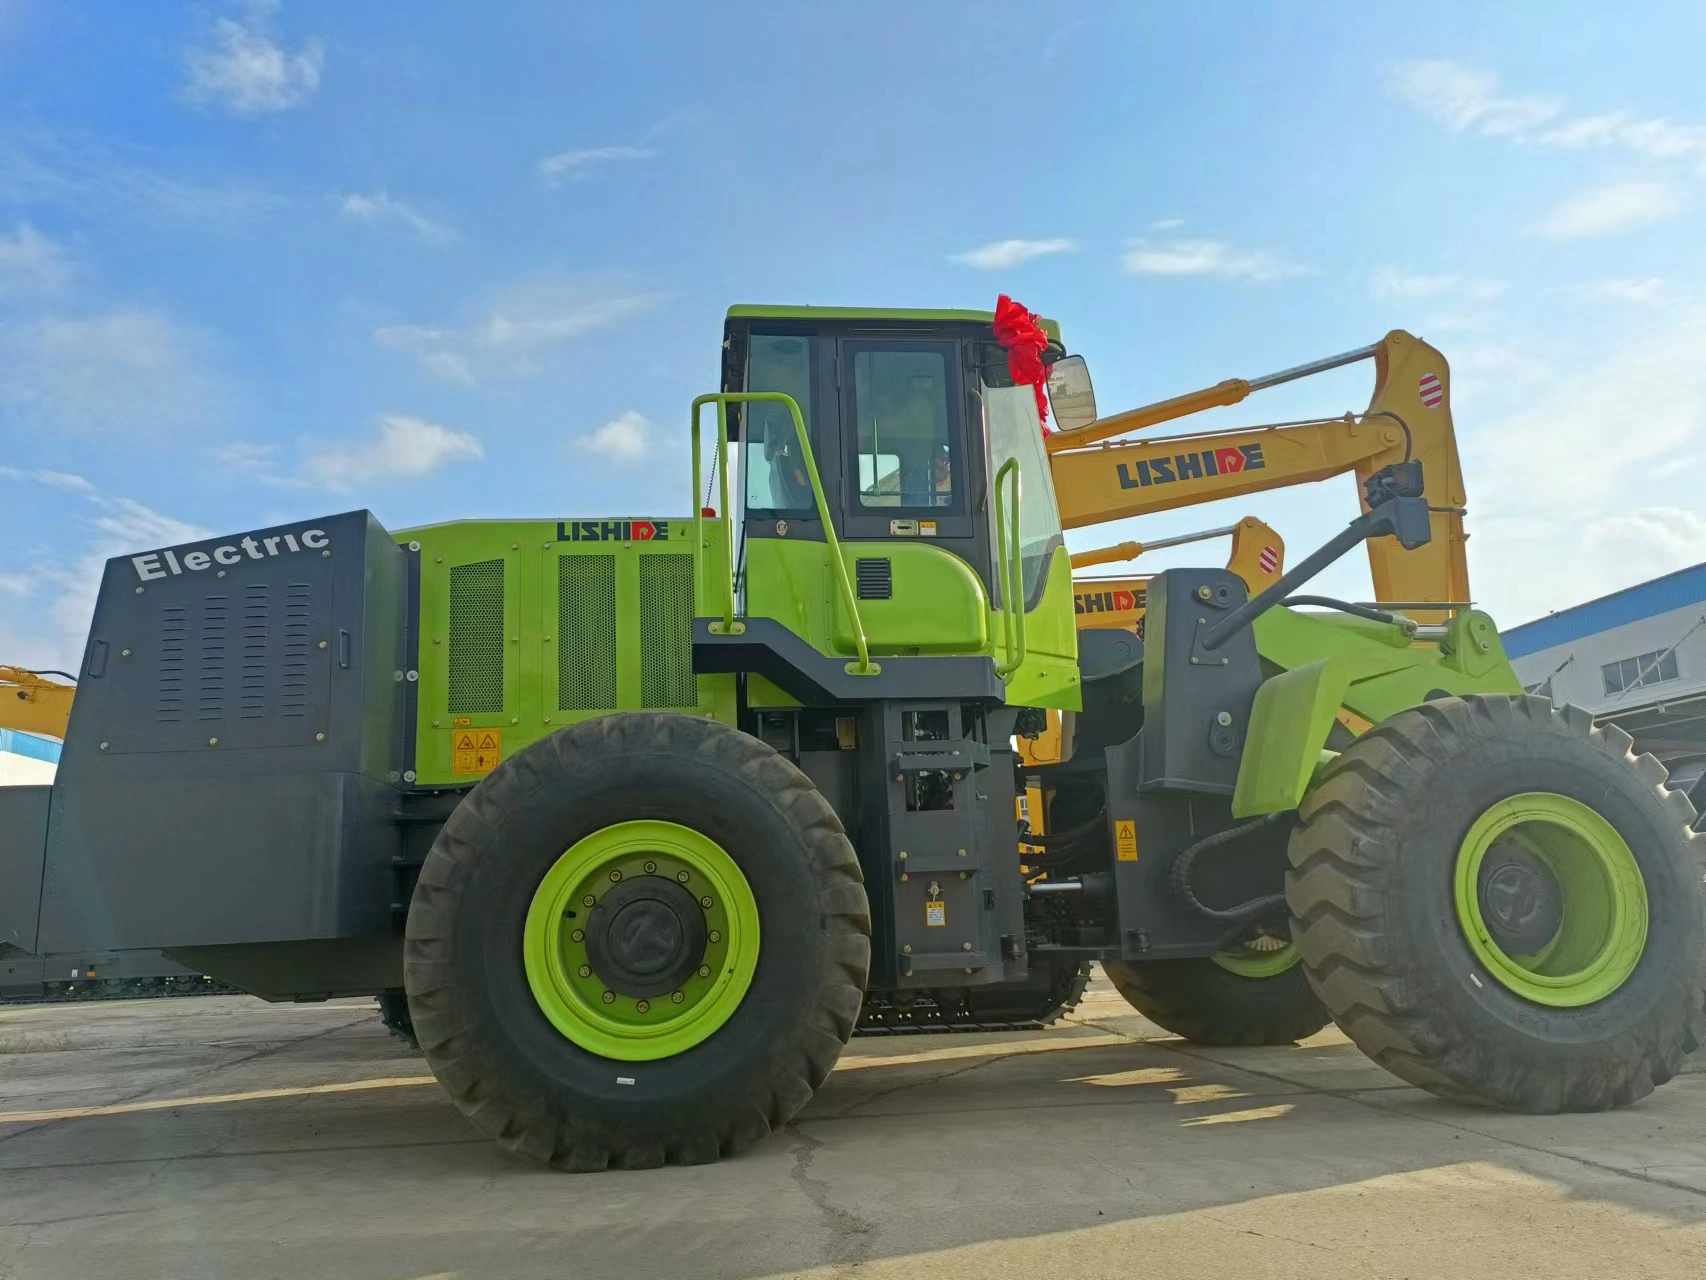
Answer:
xmin=855 ymin=960 xmax=1091 ymax=1036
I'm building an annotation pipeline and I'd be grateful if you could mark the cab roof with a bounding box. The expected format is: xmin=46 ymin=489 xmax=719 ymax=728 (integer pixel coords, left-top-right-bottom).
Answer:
xmin=725 ymin=304 xmax=1062 ymax=341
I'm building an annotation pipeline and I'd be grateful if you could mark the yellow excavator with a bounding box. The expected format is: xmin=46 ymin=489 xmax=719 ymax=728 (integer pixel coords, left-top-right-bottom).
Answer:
xmin=1023 ymin=327 xmax=1469 ymax=780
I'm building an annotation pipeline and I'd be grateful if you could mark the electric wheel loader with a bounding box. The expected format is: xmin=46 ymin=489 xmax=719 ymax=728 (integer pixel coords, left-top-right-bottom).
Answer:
xmin=2 ymin=305 xmax=1699 ymax=1170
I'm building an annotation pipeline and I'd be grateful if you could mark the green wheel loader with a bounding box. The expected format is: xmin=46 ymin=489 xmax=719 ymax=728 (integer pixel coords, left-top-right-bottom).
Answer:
xmin=2 ymin=305 xmax=1699 ymax=1170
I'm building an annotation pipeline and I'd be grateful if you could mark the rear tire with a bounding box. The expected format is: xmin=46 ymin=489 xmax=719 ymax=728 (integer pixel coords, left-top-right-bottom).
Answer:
xmin=1102 ymin=953 xmax=1330 ymax=1045
xmin=1287 ymin=695 xmax=1706 ymax=1111
xmin=404 ymin=712 xmax=870 ymax=1170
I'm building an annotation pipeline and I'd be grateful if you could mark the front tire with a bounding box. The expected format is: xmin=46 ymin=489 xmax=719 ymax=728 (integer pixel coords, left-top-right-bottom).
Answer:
xmin=404 ymin=712 xmax=870 ymax=1170
xmin=1288 ymin=695 xmax=1706 ymax=1111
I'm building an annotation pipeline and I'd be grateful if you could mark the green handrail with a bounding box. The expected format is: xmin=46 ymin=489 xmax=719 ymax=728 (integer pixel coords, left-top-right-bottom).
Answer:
xmin=993 ymin=457 xmax=1027 ymax=678
xmin=690 ymin=391 xmax=876 ymax=675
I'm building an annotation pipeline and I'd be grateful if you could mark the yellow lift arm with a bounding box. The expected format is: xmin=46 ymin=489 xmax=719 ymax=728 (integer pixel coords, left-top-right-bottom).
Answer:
xmin=1 ymin=667 xmax=75 ymax=740
xmin=1046 ymin=330 xmax=1469 ymax=622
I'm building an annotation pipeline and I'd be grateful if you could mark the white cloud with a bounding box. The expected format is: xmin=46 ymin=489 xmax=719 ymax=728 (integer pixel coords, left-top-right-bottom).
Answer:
xmin=537 ymin=146 xmax=658 ymax=185
xmin=950 ymin=238 xmax=1078 ymax=270
xmin=574 ymin=410 xmax=651 ymax=461
xmin=1464 ymin=309 xmax=1706 ymax=622
xmin=0 ymin=129 xmax=276 ymax=223
xmin=1538 ymin=113 xmax=1706 ymax=161
xmin=0 ymin=466 xmax=95 ymax=494
xmin=182 ymin=3 xmax=323 ymax=116
xmin=301 ymin=415 xmax=483 ymax=493
xmin=376 ymin=283 xmax=660 ymax=383
xmin=0 ymin=308 xmax=221 ymax=434
xmin=1528 ymin=179 xmax=1681 ymax=240
xmin=338 ymin=192 xmax=454 ymax=245
xmin=1120 ymin=237 xmax=1307 ymax=284
xmin=0 ymin=224 xmax=71 ymax=295
xmin=0 ymin=572 xmax=33 ymax=597
xmin=1372 ymin=268 xmax=1506 ymax=303
xmin=1390 ymin=60 xmax=1706 ymax=167
xmin=1148 ymin=217 xmax=1185 ymax=231
xmin=1584 ymin=277 xmax=1665 ymax=304
xmin=1388 ymin=61 xmax=1561 ymax=137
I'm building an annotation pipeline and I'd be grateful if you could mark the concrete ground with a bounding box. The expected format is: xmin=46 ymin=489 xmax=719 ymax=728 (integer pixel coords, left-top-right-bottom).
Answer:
xmin=1 ymin=976 xmax=1703 ymax=1280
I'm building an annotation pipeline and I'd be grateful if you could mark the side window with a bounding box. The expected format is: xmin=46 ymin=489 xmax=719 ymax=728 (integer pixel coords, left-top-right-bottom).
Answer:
xmin=850 ymin=347 xmax=957 ymax=510
xmin=743 ymin=335 xmax=816 ymax=513
xmin=984 ymin=380 xmax=1063 ymax=607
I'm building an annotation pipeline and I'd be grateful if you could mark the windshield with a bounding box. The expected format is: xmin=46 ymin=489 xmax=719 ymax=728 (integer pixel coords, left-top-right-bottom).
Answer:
xmin=742 ymin=334 xmax=817 ymax=513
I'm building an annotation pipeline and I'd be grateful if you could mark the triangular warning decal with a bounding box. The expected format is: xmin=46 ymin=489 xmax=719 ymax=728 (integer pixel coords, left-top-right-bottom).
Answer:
xmin=454 ymin=732 xmax=476 ymax=751
xmin=477 ymin=732 xmax=499 ymax=749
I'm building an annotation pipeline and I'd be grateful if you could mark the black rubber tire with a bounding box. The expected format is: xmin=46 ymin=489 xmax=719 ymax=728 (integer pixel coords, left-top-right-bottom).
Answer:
xmin=403 ymin=711 xmax=870 ymax=1170
xmin=376 ymin=989 xmax=419 ymax=1051
xmin=1102 ymin=955 xmax=1331 ymax=1045
xmin=1287 ymin=695 xmax=1706 ymax=1112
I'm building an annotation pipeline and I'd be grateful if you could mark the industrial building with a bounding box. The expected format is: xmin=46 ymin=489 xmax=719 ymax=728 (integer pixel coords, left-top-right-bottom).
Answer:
xmin=1504 ymin=561 xmax=1706 ymax=798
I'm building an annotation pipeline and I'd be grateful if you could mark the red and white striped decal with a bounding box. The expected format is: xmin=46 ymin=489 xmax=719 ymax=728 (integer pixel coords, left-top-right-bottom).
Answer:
xmin=1418 ymin=372 xmax=1444 ymax=408
xmin=1258 ymin=545 xmax=1279 ymax=575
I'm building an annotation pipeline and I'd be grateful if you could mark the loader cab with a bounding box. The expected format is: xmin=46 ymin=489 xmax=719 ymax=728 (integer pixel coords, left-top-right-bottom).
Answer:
xmin=721 ymin=306 xmax=1076 ymax=691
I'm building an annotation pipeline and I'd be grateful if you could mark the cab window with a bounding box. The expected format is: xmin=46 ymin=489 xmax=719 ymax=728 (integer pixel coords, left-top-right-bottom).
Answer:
xmin=848 ymin=345 xmax=959 ymax=511
xmin=742 ymin=334 xmax=817 ymax=513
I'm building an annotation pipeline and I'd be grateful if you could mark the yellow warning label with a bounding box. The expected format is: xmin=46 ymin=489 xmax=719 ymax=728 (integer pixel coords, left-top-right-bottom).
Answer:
xmin=453 ymin=716 xmax=472 ymax=727
xmin=925 ymin=901 xmax=946 ymax=927
xmin=1115 ymin=819 xmax=1138 ymax=862
xmin=452 ymin=727 xmax=503 ymax=775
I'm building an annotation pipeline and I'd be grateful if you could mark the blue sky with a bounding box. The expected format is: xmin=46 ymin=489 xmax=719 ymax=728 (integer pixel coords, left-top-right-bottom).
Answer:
xmin=2 ymin=0 xmax=1704 ymax=668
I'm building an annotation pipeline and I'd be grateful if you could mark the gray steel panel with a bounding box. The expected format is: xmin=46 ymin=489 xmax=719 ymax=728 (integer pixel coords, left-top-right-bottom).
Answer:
xmin=0 ymin=785 xmax=49 ymax=952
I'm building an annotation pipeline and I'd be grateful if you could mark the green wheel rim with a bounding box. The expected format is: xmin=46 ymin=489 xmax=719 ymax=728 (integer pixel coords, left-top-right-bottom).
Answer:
xmin=1211 ymin=941 xmax=1302 ymax=979
xmin=1453 ymin=792 xmax=1648 ymax=1008
xmin=523 ymin=819 xmax=761 ymax=1061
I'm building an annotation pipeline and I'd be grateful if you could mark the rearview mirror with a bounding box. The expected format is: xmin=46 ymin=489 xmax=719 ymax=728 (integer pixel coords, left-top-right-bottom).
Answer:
xmin=1047 ymin=355 xmax=1097 ymax=432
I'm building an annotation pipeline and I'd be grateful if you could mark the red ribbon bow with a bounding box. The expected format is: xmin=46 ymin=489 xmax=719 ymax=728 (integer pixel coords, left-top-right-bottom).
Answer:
xmin=992 ymin=294 xmax=1051 ymax=432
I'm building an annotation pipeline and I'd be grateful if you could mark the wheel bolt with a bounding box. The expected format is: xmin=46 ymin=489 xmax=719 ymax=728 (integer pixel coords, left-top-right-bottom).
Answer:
xmin=602 ymin=991 xmax=615 ymax=1004
xmin=582 ymin=894 xmax=596 ymax=907
xmin=698 ymin=965 xmax=710 ymax=978
xmin=578 ymin=964 xmax=591 ymax=977
xmin=676 ymin=871 xmax=690 ymax=883
xmin=644 ymin=861 xmax=657 ymax=874
xmin=609 ymin=869 xmax=622 ymax=882
xmin=671 ymin=991 xmax=684 ymax=1003
xmin=708 ymin=930 xmax=721 ymax=943
xmin=571 ymin=929 xmax=584 ymax=942
xmin=700 ymin=895 xmax=713 ymax=908
xmin=636 ymin=1000 xmax=650 ymax=1013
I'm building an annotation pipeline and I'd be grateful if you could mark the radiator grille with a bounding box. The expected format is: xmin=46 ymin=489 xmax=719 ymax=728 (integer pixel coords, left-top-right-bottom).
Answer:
xmin=197 ymin=594 xmax=228 ymax=721
xmin=157 ymin=603 xmax=188 ymax=722
xmin=448 ymin=559 xmax=506 ymax=714
xmin=280 ymin=581 xmax=311 ymax=716
xmin=639 ymin=553 xmax=698 ymax=708
xmin=856 ymin=557 xmax=893 ymax=600
xmin=558 ymin=556 xmax=618 ymax=710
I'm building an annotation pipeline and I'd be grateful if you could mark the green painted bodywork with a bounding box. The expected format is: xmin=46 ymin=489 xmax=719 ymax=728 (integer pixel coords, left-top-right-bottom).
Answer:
xmin=523 ymin=819 xmax=761 ymax=1060
xmin=1453 ymin=792 xmax=1648 ymax=1007
xmin=399 ymin=517 xmax=737 ymax=787
xmin=1232 ymin=607 xmax=1523 ymax=817
xmin=727 ymin=304 xmax=1062 ymax=341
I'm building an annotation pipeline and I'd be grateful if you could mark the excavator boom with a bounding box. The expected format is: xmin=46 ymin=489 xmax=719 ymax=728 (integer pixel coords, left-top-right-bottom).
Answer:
xmin=1047 ymin=330 xmax=1469 ymax=621
xmin=1 ymin=667 xmax=75 ymax=740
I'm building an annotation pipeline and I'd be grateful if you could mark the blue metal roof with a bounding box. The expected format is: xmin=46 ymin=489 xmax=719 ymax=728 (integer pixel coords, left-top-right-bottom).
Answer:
xmin=0 ymin=728 xmax=62 ymax=763
xmin=1503 ymin=561 xmax=1706 ymax=660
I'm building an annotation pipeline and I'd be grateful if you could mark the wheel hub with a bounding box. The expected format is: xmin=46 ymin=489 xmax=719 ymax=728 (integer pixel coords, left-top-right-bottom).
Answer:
xmin=586 ymin=877 xmax=707 ymax=998
xmin=1477 ymin=844 xmax=1564 ymax=956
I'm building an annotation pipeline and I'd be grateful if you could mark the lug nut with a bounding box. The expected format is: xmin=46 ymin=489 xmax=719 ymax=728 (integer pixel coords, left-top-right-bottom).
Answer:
xmin=676 ymin=871 xmax=690 ymax=883
xmin=644 ymin=861 xmax=657 ymax=874
xmin=571 ymin=929 xmax=584 ymax=942
xmin=602 ymin=991 xmax=615 ymax=1004
xmin=708 ymin=930 xmax=721 ymax=943
xmin=578 ymin=964 xmax=591 ymax=977
xmin=697 ymin=965 xmax=710 ymax=978
xmin=609 ymin=869 xmax=622 ymax=882
xmin=636 ymin=1000 xmax=650 ymax=1013
xmin=672 ymin=991 xmax=684 ymax=1003
xmin=700 ymin=895 xmax=713 ymax=908
xmin=582 ymin=894 xmax=596 ymax=907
